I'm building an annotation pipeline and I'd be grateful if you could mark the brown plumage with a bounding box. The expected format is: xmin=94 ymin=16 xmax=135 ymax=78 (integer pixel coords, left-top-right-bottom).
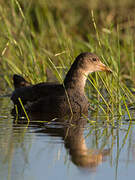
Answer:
xmin=11 ymin=52 xmax=112 ymax=116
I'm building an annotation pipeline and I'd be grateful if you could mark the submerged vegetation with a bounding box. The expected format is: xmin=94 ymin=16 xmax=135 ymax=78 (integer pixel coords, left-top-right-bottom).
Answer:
xmin=0 ymin=0 xmax=135 ymax=119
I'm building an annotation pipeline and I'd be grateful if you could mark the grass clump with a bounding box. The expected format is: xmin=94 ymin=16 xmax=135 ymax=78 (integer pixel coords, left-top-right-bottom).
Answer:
xmin=0 ymin=0 xmax=135 ymax=119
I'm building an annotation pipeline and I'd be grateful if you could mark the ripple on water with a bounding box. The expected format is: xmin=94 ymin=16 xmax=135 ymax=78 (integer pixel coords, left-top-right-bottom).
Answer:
xmin=1 ymin=96 xmax=135 ymax=180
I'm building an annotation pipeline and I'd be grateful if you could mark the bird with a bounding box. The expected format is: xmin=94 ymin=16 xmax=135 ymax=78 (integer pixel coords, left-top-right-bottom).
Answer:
xmin=11 ymin=52 xmax=112 ymax=116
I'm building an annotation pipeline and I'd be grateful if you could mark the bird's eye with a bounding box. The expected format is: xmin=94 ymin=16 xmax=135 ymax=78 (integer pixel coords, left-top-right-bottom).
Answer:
xmin=92 ymin=58 xmax=97 ymax=61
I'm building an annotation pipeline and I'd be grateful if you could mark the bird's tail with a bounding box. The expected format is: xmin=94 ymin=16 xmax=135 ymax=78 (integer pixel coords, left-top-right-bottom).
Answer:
xmin=13 ymin=74 xmax=31 ymax=89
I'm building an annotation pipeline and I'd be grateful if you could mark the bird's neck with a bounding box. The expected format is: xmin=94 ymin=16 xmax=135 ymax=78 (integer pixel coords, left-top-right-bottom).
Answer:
xmin=64 ymin=68 xmax=89 ymax=94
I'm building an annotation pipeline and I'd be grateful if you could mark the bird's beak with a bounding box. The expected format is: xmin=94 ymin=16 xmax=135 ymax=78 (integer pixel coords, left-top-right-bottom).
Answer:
xmin=97 ymin=62 xmax=112 ymax=73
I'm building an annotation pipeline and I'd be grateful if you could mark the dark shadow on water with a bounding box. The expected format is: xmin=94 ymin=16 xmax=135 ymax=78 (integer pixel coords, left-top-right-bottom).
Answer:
xmin=12 ymin=112 xmax=110 ymax=171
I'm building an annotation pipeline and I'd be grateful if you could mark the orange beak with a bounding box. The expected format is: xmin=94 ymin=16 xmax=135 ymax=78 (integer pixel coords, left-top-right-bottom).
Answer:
xmin=96 ymin=62 xmax=112 ymax=73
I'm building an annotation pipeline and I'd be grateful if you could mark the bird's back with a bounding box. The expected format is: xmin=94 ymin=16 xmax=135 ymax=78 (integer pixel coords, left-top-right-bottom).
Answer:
xmin=11 ymin=74 xmax=88 ymax=116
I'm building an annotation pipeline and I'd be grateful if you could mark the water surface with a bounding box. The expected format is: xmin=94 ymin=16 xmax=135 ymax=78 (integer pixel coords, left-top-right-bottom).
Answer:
xmin=0 ymin=95 xmax=135 ymax=180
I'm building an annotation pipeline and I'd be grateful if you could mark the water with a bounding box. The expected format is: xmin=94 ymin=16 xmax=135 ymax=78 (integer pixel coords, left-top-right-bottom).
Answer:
xmin=0 ymin=95 xmax=135 ymax=180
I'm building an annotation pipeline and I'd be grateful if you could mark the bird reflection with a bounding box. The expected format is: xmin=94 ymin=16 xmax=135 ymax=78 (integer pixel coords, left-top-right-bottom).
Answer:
xmin=13 ymin=113 xmax=110 ymax=171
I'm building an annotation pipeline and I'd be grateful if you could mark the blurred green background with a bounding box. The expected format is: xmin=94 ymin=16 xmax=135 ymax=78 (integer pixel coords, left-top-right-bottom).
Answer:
xmin=0 ymin=0 xmax=135 ymax=115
